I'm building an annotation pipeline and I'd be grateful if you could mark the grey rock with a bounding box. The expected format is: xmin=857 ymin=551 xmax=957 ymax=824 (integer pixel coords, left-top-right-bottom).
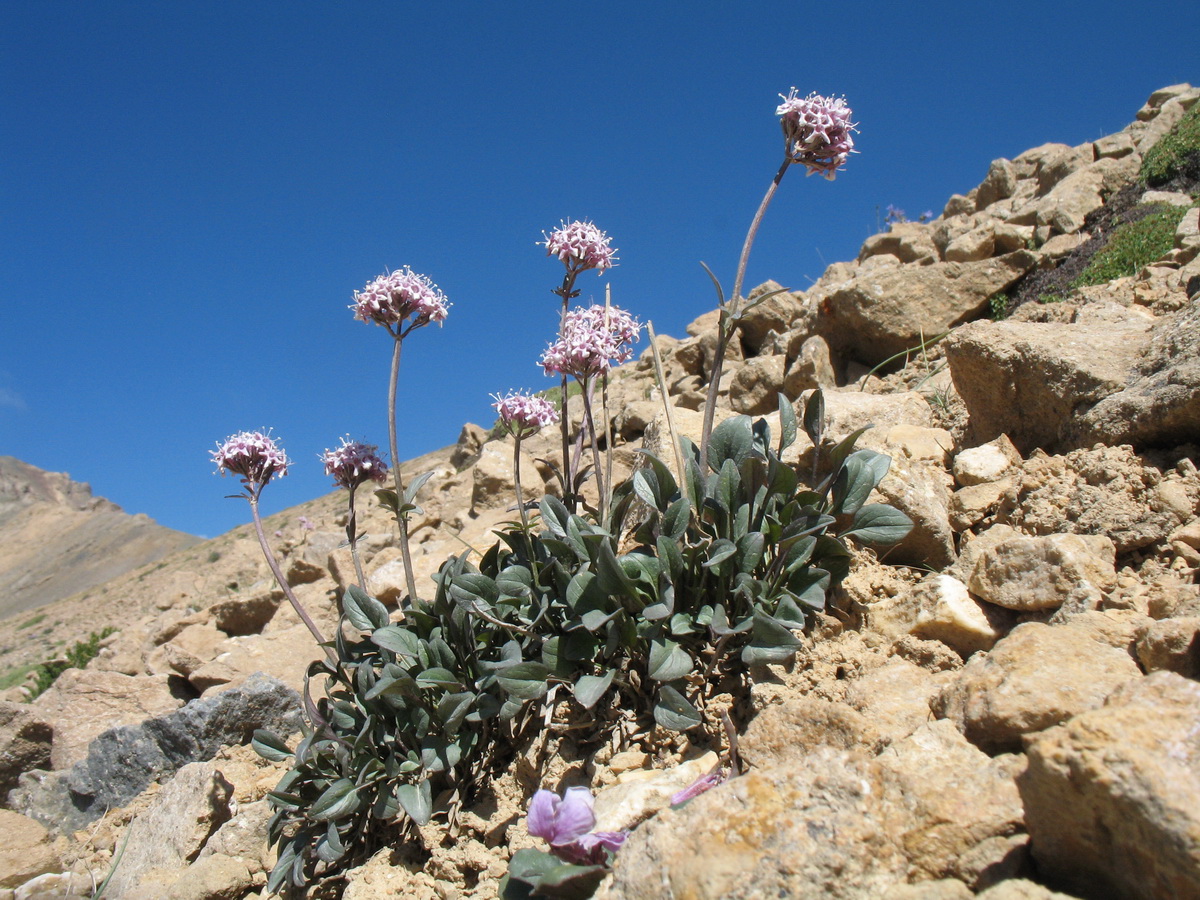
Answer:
xmin=17 ymin=673 xmax=299 ymax=832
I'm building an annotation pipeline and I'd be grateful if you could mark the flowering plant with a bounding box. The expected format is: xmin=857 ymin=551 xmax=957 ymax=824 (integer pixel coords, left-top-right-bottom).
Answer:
xmin=230 ymin=86 xmax=911 ymax=897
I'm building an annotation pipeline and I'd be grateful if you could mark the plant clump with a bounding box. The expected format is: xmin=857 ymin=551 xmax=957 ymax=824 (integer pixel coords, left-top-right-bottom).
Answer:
xmin=1140 ymin=100 xmax=1200 ymax=188
xmin=1069 ymin=202 xmax=1191 ymax=288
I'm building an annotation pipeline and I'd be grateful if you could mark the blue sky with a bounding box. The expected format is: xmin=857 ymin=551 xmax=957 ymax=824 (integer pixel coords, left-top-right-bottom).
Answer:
xmin=2 ymin=2 xmax=1196 ymax=538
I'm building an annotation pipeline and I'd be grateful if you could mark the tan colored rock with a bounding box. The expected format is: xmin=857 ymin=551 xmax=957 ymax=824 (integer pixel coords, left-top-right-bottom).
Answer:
xmin=976 ymin=881 xmax=1082 ymax=900
xmin=845 ymin=655 xmax=951 ymax=744
xmin=967 ymin=533 xmax=1116 ymax=612
xmin=858 ymin=222 xmax=939 ymax=264
xmin=591 ymin=752 xmax=718 ymax=834
xmin=783 ymin=335 xmax=838 ymax=395
xmin=874 ymin=456 xmax=956 ymax=570
xmin=945 ymin=316 xmax=1153 ymax=455
xmin=103 ymin=762 xmax=234 ymax=900
xmin=164 ymin=855 xmax=254 ymax=900
xmin=32 ymin=669 xmax=185 ymax=770
xmin=187 ymin=623 xmax=319 ymax=696
xmin=933 ymin=622 xmax=1142 ymax=753
xmin=0 ymin=703 xmax=52 ymax=797
xmin=470 ymin=441 xmax=541 ymax=513
xmin=741 ymin=698 xmax=884 ymax=769
xmin=199 ymin=799 xmax=275 ymax=874
xmin=162 ymin=622 xmax=226 ymax=678
xmin=879 ymin=425 xmax=953 ymax=467
xmin=729 ymin=354 xmax=786 ymax=415
xmin=450 ymin=421 xmax=487 ymax=469
xmin=944 ymin=222 xmax=997 ymax=262
xmin=876 ymin=720 xmax=1027 ymax=888
xmin=949 ymin=479 xmax=1012 ymax=532
xmin=864 ymin=574 xmax=1010 ymax=659
xmin=207 ymin=589 xmax=281 ymax=636
xmin=953 ymin=435 xmax=1021 ymax=486
xmin=1020 ymin=671 xmax=1200 ymax=899
xmin=13 ymin=871 xmax=95 ymax=900
xmin=0 ymin=811 xmax=63 ymax=889
xmin=817 ymin=252 xmax=1038 ymax=366
xmin=1135 ymin=616 xmax=1200 ymax=677
xmin=974 ymin=158 xmax=1020 ymax=211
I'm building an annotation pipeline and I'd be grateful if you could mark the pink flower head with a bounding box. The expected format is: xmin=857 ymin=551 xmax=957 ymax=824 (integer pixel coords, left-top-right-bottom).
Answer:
xmin=542 ymin=220 xmax=617 ymax=274
xmin=491 ymin=390 xmax=559 ymax=438
xmin=351 ymin=267 xmax=450 ymax=331
xmin=527 ymin=787 xmax=627 ymax=866
xmin=211 ymin=430 xmax=291 ymax=488
xmin=540 ymin=303 xmax=641 ymax=380
xmin=321 ymin=437 xmax=388 ymax=490
xmin=775 ymin=88 xmax=857 ymax=180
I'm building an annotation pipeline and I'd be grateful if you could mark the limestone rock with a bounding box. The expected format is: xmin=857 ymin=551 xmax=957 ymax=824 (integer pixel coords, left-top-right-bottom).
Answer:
xmin=953 ymin=435 xmax=1021 ymax=486
xmin=470 ymin=441 xmax=541 ymax=513
xmin=1135 ymin=616 xmax=1200 ymax=678
xmin=933 ymin=622 xmax=1142 ymax=753
xmin=783 ymin=335 xmax=838 ymax=396
xmin=103 ymin=761 xmax=234 ymax=900
xmin=32 ymin=669 xmax=185 ymax=770
xmin=741 ymin=698 xmax=884 ymax=768
xmin=967 ymin=533 xmax=1116 ymax=612
xmin=0 ymin=810 xmax=63 ymax=889
xmin=844 ymin=656 xmax=952 ymax=745
xmin=864 ymin=574 xmax=1010 ymax=658
xmin=950 ymin=479 xmax=1012 ymax=532
xmin=0 ymin=703 xmax=52 ymax=799
xmin=164 ymin=855 xmax=254 ymax=900
xmin=591 ymin=753 xmax=718 ymax=835
xmin=817 ymin=252 xmax=1038 ymax=366
xmin=944 ymin=316 xmax=1153 ymax=454
xmin=729 ymin=354 xmax=786 ymax=415
xmin=1020 ymin=672 xmax=1200 ymax=899
xmin=736 ymin=281 xmax=808 ymax=355
xmin=997 ymin=445 xmax=1197 ymax=554
xmin=858 ymin=222 xmax=939 ymax=264
xmin=207 ymin=589 xmax=281 ymax=636
xmin=873 ymin=456 xmax=956 ymax=570
xmin=16 ymin=673 xmax=300 ymax=832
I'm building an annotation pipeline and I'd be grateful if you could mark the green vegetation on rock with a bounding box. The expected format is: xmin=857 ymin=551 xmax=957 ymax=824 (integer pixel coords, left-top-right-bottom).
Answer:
xmin=1141 ymin=101 xmax=1200 ymax=186
xmin=1070 ymin=203 xmax=1190 ymax=288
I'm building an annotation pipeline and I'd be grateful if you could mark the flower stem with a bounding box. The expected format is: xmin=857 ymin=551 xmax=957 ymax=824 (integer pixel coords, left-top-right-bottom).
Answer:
xmin=346 ymin=485 xmax=367 ymax=590
xmin=388 ymin=336 xmax=419 ymax=605
xmin=555 ymin=271 xmax=580 ymax=509
xmin=579 ymin=377 xmax=605 ymax=523
xmin=699 ymin=157 xmax=792 ymax=469
xmin=249 ymin=495 xmax=337 ymax=666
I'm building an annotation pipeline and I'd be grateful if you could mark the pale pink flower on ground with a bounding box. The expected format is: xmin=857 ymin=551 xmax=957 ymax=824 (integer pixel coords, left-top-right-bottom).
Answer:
xmin=211 ymin=430 xmax=292 ymax=487
xmin=540 ymin=304 xmax=641 ymax=379
xmin=322 ymin=437 xmax=389 ymax=490
xmin=542 ymin=220 xmax=617 ymax=274
xmin=491 ymin=391 xmax=559 ymax=437
xmin=351 ymin=267 xmax=450 ymax=330
xmin=775 ymin=88 xmax=857 ymax=179
xmin=527 ymin=787 xmax=628 ymax=866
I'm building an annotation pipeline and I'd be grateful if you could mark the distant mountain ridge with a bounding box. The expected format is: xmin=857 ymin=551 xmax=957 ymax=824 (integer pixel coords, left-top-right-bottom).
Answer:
xmin=0 ymin=456 xmax=200 ymax=622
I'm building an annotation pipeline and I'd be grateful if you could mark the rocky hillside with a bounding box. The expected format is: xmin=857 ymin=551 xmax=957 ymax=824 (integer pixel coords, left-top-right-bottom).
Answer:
xmin=0 ymin=85 xmax=1197 ymax=899
xmin=0 ymin=457 xmax=201 ymax=625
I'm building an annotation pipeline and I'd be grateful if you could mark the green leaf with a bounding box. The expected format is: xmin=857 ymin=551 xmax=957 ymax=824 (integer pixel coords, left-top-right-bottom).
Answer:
xmin=310 ymin=778 xmax=362 ymax=822
xmin=661 ymin=497 xmax=691 ymax=540
xmin=572 ymin=670 xmax=614 ymax=709
xmin=656 ymin=534 xmax=684 ymax=583
xmin=831 ymin=449 xmax=892 ymax=516
xmin=741 ymin=610 xmax=804 ymax=665
xmin=396 ymin=779 xmax=432 ymax=825
xmin=344 ymin=584 xmax=390 ymax=631
xmin=648 ymin=638 xmax=693 ymax=682
xmin=437 ymin=691 xmax=474 ymax=733
xmin=703 ymin=538 xmax=737 ymax=569
xmin=539 ymin=495 xmax=571 ymax=538
xmin=707 ymin=415 xmax=755 ymax=471
xmin=497 ymin=661 xmax=550 ymax=700
xmin=778 ymin=393 xmax=798 ymax=452
xmin=819 ymin=426 xmax=873 ymax=493
xmin=654 ymin=684 xmax=702 ymax=731
xmin=370 ymin=625 xmax=421 ymax=659
xmin=529 ymin=862 xmax=610 ymax=898
xmin=843 ymin=503 xmax=913 ymax=545
xmin=716 ymin=457 xmax=741 ymax=515
xmin=416 ymin=667 xmax=462 ymax=690
xmin=403 ymin=470 xmax=435 ymax=506
xmin=251 ymin=729 xmax=292 ymax=762
xmin=802 ymin=389 xmax=825 ymax=446
xmin=735 ymin=531 xmax=766 ymax=574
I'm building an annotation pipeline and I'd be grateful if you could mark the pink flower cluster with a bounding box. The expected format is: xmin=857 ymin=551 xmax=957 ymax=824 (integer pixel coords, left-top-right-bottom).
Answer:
xmin=491 ymin=391 xmax=560 ymax=437
xmin=542 ymin=220 xmax=617 ymax=274
xmin=540 ymin=304 xmax=641 ymax=379
xmin=775 ymin=88 xmax=857 ymax=180
xmin=351 ymin=267 xmax=450 ymax=330
xmin=211 ymin=430 xmax=292 ymax=486
xmin=321 ymin=437 xmax=388 ymax=490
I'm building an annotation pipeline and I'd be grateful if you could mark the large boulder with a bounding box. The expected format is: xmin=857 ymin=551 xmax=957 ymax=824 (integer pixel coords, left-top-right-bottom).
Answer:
xmin=1019 ymin=672 xmax=1200 ymax=899
xmin=944 ymin=311 xmax=1154 ymax=454
xmin=817 ymin=251 xmax=1038 ymax=366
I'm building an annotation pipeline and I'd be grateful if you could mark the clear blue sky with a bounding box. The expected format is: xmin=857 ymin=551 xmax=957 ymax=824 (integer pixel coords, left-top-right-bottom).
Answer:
xmin=2 ymin=2 xmax=1196 ymax=538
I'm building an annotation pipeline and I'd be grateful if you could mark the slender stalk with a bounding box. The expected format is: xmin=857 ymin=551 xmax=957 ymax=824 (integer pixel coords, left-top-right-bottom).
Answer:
xmin=699 ymin=158 xmax=792 ymax=469
xmin=554 ymin=270 xmax=580 ymax=508
xmin=602 ymin=285 xmax=614 ymax=525
xmin=249 ymin=496 xmax=337 ymax=666
xmin=346 ymin=485 xmax=367 ymax=590
xmin=646 ymin=321 xmax=689 ymax=501
xmin=579 ymin=377 xmax=604 ymax=522
xmin=387 ymin=336 xmax=420 ymax=604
